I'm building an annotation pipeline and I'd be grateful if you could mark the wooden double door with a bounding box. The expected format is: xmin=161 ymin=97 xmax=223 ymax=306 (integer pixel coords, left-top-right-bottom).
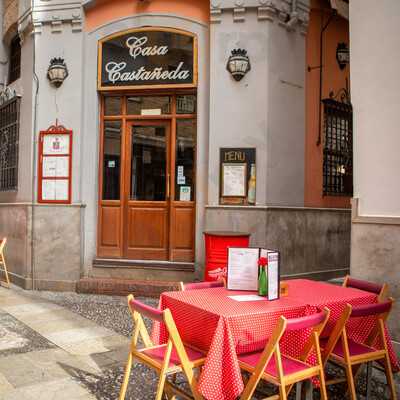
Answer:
xmin=98 ymin=111 xmax=196 ymax=262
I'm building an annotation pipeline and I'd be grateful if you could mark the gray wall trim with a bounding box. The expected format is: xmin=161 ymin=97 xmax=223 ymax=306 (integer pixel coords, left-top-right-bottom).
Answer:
xmin=352 ymin=198 xmax=400 ymax=225
xmin=0 ymin=203 xmax=85 ymax=207
xmin=206 ymin=205 xmax=351 ymax=212
xmin=86 ymin=12 xmax=208 ymax=34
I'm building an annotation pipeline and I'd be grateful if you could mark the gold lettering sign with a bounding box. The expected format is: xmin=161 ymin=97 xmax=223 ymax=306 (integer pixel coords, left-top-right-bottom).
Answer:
xmin=224 ymin=151 xmax=246 ymax=162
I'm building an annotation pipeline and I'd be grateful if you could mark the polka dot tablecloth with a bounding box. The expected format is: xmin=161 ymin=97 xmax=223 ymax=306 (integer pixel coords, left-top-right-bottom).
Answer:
xmin=151 ymin=279 xmax=399 ymax=400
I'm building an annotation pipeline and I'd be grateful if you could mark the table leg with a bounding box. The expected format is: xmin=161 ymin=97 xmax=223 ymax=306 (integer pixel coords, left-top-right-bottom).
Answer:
xmin=366 ymin=362 xmax=372 ymax=400
xmin=295 ymin=382 xmax=302 ymax=400
xmin=305 ymin=380 xmax=313 ymax=400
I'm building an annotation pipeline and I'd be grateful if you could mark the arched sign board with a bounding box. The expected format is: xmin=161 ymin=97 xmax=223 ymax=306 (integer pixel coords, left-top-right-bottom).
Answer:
xmin=98 ymin=28 xmax=197 ymax=91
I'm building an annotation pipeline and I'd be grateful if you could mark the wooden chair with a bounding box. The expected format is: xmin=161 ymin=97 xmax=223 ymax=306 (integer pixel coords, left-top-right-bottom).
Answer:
xmin=0 ymin=238 xmax=10 ymax=288
xmin=320 ymin=299 xmax=397 ymax=400
xmin=238 ymin=308 xmax=330 ymax=400
xmin=343 ymin=275 xmax=388 ymax=301
xmin=119 ymin=295 xmax=205 ymax=400
xmin=179 ymin=278 xmax=225 ymax=291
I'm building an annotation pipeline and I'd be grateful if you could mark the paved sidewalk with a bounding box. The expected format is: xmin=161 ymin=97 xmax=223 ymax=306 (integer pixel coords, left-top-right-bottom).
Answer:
xmin=0 ymin=286 xmax=130 ymax=400
xmin=0 ymin=285 xmax=399 ymax=400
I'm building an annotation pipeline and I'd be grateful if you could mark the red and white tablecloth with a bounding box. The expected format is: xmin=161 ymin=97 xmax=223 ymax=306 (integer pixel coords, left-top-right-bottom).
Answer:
xmin=152 ymin=279 xmax=399 ymax=400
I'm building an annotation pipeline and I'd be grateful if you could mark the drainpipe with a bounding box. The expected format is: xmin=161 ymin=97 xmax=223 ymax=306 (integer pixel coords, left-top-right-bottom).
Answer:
xmin=316 ymin=10 xmax=336 ymax=145
xmin=31 ymin=0 xmax=39 ymax=290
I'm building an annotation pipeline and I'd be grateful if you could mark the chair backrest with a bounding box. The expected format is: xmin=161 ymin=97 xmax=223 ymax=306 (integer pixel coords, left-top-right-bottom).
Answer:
xmin=322 ymin=298 xmax=394 ymax=365
xmin=127 ymin=294 xmax=194 ymax=367
xmin=343 ymin=275 xmax=388 ymax=301
xmin=0 ymin=237 xmax=6 ymax=254
xmin=240 ymin=309 xmax=330 ymax=400
xmin=179 ymin=279 xmax=225 ymax=291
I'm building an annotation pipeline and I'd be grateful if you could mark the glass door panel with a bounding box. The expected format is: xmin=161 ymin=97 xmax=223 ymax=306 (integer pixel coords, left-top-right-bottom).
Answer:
xmin=175 ymin=119 xmax=196 ymax=201
xmin=131 ymin=125 xmax=167 ymax=201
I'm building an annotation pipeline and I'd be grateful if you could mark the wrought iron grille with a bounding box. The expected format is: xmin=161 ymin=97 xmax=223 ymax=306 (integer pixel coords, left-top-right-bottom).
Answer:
xmin=0 ymin=96 xmax=20 ymax=191
xmin=322 ymin=96 xmax=353 ymax=196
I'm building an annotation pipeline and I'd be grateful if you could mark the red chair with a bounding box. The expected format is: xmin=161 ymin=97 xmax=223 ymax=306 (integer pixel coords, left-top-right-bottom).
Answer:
xmin=119 ymin=295 xmax=206 ymax=400
xmin=238 ymin=308 xmax=330 ymax=400
xmin=179 ymin=279 xmax=225 ymax=291
xmin=343 ymin=275 xmax=388 ymax=301
xmin=320 ymin=299 xmax=397 ymax=400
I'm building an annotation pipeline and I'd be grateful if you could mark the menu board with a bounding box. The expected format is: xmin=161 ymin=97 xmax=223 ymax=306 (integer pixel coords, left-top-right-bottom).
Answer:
xmin=38 ymin=124 xmax=72 ymax=204
xmin=227 ymin=247 xmax=280 ymax=299
xmin=220 ymin=148 xmax=256 ymax=205
xmin=227 ymin=247 xmax=259 ymax=291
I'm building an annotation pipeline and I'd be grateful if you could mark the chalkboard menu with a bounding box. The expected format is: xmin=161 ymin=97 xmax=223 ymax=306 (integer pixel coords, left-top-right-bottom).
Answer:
xmin=98 ymin=28 xmax=197 ymax=90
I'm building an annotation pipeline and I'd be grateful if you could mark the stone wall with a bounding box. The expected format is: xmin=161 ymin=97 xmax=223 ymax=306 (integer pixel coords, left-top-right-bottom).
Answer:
xmin=205 ymin=206 xmax=350 ymax=280
xmin=2 ymin=0 xmax=18 ymax=41
xmin=0 ymin=204 xmax=82 ymax=291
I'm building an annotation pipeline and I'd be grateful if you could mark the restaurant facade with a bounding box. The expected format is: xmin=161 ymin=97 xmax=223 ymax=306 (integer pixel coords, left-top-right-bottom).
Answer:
xmin=0 ymin=0 xmax=352 ymax=291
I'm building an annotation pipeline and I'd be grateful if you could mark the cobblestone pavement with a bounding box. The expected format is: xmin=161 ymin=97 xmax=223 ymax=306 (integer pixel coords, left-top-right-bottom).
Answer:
xmin=0 ymin=285 xmax=399 ymax=399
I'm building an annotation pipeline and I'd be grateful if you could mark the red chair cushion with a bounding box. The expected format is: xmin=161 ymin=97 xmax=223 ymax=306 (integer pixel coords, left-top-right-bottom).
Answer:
xmin=238 ymin=351 xmax=310 ymax=377
xmin=141 ymin=344 xmax=204 ymax=366
xmin=320 ymin=337 xmax=376 ymax=358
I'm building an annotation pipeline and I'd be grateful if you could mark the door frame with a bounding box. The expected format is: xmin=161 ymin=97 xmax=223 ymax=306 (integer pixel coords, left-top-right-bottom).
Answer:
xmin=97 ymin=93 xmax=197 ymax=262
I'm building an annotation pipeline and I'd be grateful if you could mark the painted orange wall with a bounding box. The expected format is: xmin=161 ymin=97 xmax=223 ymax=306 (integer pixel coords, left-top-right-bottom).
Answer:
xmin=85 ymin=0 xmax=210 ymax=32
xmin=305 ymin=0 xmax=350 ymax=208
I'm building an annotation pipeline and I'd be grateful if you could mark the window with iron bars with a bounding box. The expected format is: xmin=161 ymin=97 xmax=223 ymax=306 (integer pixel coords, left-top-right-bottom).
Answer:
xmin=322 ymin=98 xmax=353 ymax=196
xmin=0 ymin=97 xmax=20 ymax=191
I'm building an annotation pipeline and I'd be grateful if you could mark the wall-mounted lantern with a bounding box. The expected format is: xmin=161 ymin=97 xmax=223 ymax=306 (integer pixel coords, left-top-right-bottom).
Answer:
xmin=47 ymin=58 xmax=69 ymax=87
xmin=336 ymin=43 xmax=349 ymax=70
xmin=226 ymin=49 xmax=251 ymax=81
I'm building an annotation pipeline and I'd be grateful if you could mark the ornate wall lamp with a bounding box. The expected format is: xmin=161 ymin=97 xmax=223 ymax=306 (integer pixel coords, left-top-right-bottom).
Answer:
xmin=47 ymin=58 xmax=69 ymax=87
xmin=336 ymin=43 xmax=350 ymax=70
xmin=226 ymin=49 xmax=251 ymax=81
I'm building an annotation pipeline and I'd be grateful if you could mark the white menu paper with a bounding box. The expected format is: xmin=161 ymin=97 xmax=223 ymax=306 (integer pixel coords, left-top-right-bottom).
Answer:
xmin=227 ymin=247 xmax=259 ymax=291
xmin=222 ymin=164 xmax=246 ymax=197
xmin=42 ymin=156 xmax=69 ymax=177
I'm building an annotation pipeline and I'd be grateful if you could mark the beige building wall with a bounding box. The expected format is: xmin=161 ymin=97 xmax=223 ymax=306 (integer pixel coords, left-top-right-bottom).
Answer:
xmin=350 ymin=0 xmax=400 ymax=353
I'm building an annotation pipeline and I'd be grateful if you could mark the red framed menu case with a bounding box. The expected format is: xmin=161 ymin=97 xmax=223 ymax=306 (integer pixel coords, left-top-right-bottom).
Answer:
xmin=38 ymin=123 xmax=72 ymax=204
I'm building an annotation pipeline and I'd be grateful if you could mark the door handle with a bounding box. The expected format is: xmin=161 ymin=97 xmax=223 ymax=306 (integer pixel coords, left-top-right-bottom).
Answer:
xmin=166 ymin=173 xmax=170 ymax=199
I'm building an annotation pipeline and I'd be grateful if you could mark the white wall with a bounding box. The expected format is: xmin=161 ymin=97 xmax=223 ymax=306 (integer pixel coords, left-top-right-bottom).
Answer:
xmin=209 ymin=3 xmax=307 ymax=206
xmin=350 ymin=0 xmax=400 ymax=217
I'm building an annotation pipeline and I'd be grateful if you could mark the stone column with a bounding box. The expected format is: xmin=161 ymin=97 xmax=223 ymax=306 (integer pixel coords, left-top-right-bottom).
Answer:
xmin=349 ymin=0 xmax=400 ymax=354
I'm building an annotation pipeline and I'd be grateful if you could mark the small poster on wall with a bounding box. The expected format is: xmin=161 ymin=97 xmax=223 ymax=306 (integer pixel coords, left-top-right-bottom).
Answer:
xmin=38 ymin=123 xmax=72 ymax=204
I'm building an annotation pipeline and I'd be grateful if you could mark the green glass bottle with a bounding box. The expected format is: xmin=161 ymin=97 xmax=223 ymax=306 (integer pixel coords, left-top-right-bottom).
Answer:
xmin=258 ymin=266 xmax=268 ymax=297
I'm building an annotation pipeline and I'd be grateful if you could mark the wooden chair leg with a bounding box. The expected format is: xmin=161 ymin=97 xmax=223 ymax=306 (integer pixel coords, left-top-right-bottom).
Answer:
xmin=344 ymin=363 xmax=357 ymax=400
xmin=155 ymin=371 xmax=168 ymax=400
xmin=279 ymin=385 xmax=287 ymax=400
xmin=318 ymin=369 xmax=328 ymax=400
xmin=119 ymin=352 xmax=133 ymax=400
xmin=1 ymin=255 xmax=10 ymax=288
xmin=382 ymin=353 xmax=397 ymax=399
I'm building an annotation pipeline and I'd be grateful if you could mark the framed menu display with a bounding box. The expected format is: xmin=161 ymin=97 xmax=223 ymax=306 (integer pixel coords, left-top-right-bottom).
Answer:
xmin=220 ymin=148 xmax=256 ymax=205
xmin=227 ymin=247 xmax=260 ymax=291
xmin=227 ymin=247 xmax=281 ymax=299
xmin=38 ymin=123 xmax=72 ymax=204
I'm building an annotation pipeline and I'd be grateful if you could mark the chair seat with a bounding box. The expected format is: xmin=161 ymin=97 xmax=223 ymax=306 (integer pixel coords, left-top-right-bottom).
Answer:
xmin=141 ymin=344 xmax=204 ymax=367
xmin=320 ymin=337 xmax=376 ymax=358
xmin=238 ymin=351 xmax=310 ymax=378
